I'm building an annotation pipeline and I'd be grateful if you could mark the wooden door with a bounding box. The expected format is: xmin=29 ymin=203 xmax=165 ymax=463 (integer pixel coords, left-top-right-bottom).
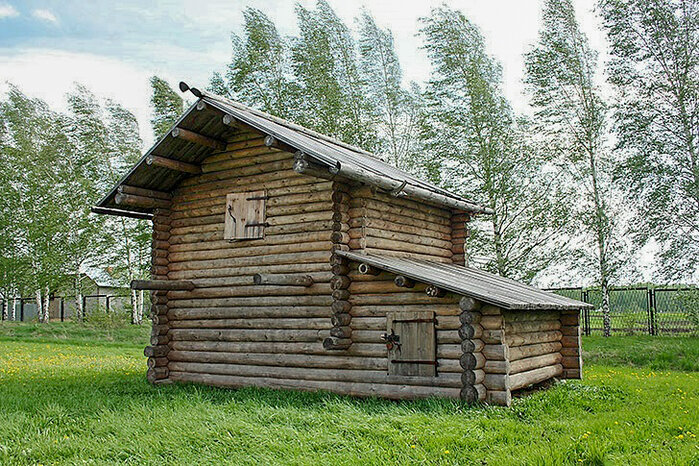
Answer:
xmin=387 ymin=311 xmax=436 ymax=377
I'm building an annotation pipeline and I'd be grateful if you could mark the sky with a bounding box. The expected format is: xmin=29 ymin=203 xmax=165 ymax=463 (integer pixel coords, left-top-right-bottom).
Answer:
xmin=0 ymin=0 xmax=609 ymax=148
xmin=2 ymin=0 xmax=657 ymax=285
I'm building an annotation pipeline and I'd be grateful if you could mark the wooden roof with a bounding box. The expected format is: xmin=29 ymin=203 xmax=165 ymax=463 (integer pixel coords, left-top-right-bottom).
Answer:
xmin=95 ymin=87 xmax=491 ymax=217
xmin=337 ymin=251 xmax=592 ymax=311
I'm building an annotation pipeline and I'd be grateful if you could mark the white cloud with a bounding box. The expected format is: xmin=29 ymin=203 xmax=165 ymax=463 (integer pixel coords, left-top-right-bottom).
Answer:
xmin=0 ymin=3 xmax=19 ymax=19
xmin=0 ymin=49 xmax=154 ymax=146
xmin=31 ymin=8 xmax=58 ymax=24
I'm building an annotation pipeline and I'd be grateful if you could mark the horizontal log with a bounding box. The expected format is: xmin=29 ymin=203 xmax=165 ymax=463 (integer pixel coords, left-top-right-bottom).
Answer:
xmin=459 ymin=352 xmax=486 ymax=370
xmin=118 ymin=185 xmax=171 ymax=200
xmin=147 ymin=367 xmax=169 ymax=383
xmin=115 ymin=192 xmax=171 ymax=209
xmin=460 ymin=338 xmax=485 ymax=354
xmin=323 ymin=337 xmax=352 ymax=350
xmin=486 ymin=390 xmax=511 ymax=406
xmin=171 ymin=127 xmax=226 ymax=151
xmin=144 ymin=345 xmax=169 ymax=358
xmin=505 ymin=319 xmax=561 ymax=333
xmin=169 ymin=262 xmax=330 ymax=280
xmin=503 ymin=310 xmax=561 ymax=322
xmin=253 ymin=274 xmax=314 ymax=287
xmin=168 ymin=361 xmax=462 ymax=388
xmin=168 ymin=306 xmax=331 ymax=320
xmin=459 ymin=297 xmax=481 ymax=312
xmin=458 ymin=323 xmax=483 ymax=340
xmin=482 ymin=344 xmax=509 ymax=360
xmin=348 ymin=217 xmax=450 ymax=241
xmin=508 ymin=342 xmax=563 ymax=361
xmin=484 ymin=373 xmax=510 ymax=391
xmin=394 ymin=275 xmax=415 ymax=288
xmin=168 ymin=318 xmax=332 ymax=330
xmin=460 ymin=383 xmax=486 ymax=403
xmin=168 ymin=340 xmax=461 ymax=361
xmin=506 ymin=330 xmax=562 ymax=347
xmin=483 ymin=360 xmax=510 ymax=374
xmin=170 ymin=328 xmax=326 ymax=343
xmin=509 ymin=364 xmax=563 ymax=391
xmin=480 ymin=315 xmax=503 ymax=330
xmin=169 ymin=371 xmax=460 ymax=400
xmin=510 ymin=353 xmax=563 ymax=374
xmin=169 ymin=351 xmax=384 ymax=370
xmin=147 ymin=154 xmax=201 ymax=174
xmin=91 ymin=206 xmax=154 ymax=220
xmin=131 ymin=280 xmax=195 ymax=291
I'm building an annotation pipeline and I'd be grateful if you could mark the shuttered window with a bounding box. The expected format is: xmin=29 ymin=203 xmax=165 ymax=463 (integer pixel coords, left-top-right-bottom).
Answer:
xmin=224 ymin=190 xmax=267 ymax=240
xmin=386 ymin=311 xmax=436 ymax=377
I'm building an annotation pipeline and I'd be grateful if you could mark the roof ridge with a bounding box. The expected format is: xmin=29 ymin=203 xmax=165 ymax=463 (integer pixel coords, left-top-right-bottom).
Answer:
xmin=201 ymin=91 xmax=384 ymax=162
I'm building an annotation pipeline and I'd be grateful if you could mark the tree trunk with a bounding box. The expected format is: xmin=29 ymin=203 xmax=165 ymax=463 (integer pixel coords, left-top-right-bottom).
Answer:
xmin=138 ymin=290 xmax=144 ymax=324
xmin=131 ymin=289 xmax=144 ymax=325
xmin=11 ymin=298 xmax=17 ymax=321
xmin=42 ymin=285 xmax=50 ymax=323
xmin=35 ymin=289 xmax=44 ymax=323
xmin=1 ymin=298 xmax=8 ymax=321
xmin=74 ymin=275 xmax=83 ymax=322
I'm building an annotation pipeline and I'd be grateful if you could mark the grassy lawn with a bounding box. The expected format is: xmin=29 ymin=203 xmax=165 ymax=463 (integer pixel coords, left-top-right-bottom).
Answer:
xmin=0 ymin=322 xmax=697 ymax=465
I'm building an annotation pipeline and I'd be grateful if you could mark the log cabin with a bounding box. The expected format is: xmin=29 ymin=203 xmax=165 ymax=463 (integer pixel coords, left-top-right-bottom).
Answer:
xmin=93 ymin=83 xmax=591 ymax=406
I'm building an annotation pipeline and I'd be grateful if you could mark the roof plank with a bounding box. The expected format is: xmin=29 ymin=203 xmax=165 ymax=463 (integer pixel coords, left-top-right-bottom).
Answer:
xmin=337 ymin=251 xmax=591 ymax=311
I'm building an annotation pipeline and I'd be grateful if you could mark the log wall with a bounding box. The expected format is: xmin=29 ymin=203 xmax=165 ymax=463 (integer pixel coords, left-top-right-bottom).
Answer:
xmin=347 ymin=186 xmax=455 ymax=263
xmin=149 ymin=129 xmax=465 ymax=399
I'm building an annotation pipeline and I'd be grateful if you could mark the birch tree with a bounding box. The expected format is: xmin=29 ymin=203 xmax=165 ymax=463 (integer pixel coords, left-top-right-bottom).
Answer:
xmin=419 ymin=6 xmax=572 ymax=282
xmin=599 ymin=0 xmax=699 ymax=281
xmin=210 ymin=8 xmax=297 ymax=120
xmin=150 ymin=76 xmax=184 ymax=140
xmin=525 ymin=0 xmax=620 ymax=335
xmin=292 ymin=0 xmax=377 ymax=150
xmin=357 ymin=11 xmax=422 ymax=169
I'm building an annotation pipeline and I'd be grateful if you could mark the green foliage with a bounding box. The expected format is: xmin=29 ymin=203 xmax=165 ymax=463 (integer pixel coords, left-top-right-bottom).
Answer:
xmin=418 ymin=6 xmax=572 ymax=282
xmin=599 ymin=0 xmax=699 ymax=281
xmin=0 ymin=327 xmax=697 ymax=464
xmin=0 ymin=84 xmax=148 ymax=320
xmin=149 ymin=76 xmax=184 ymax=140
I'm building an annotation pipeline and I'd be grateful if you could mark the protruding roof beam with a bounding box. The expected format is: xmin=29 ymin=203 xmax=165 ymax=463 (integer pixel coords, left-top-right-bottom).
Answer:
xmin=115 ymin=192 xmax=171 ymax=209
xmin=90 ymin=206 xmax=153 ymax=220
xmin=118 ymin=185 xmax=171 ymax=200
xmin=171 ymin=127 xmax=226 ymax=151
xmin=146 ymin=155 xmax=201 ymax=175
xmin=131 ymin=280 xmax=195 ymax=291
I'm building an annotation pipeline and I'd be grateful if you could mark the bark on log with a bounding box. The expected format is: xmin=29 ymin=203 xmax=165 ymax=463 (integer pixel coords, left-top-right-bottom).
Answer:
xmin=131 ymin=280 xmax=195 ymax=291
xmin=253 ymin=274 xmax=314 ymax=287
xmin=171 ymin=127 xmax=227 ymax=151
xmin=169 ymin=371 xmax=461 ymax=400
xmin=509 ymin=364 xmax=563 ymax=391
xmin=146 ymin=155 xmax=202 ymax=174
xmin=510 ymin=353 xmax=562 ymax=375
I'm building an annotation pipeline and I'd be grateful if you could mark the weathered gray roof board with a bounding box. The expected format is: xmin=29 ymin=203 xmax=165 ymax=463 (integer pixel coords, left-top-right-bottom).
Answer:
xmin=337 ymin=251 xmax=592 ymax=311
xmin=95 ymin=89 xmax=489 ymax=215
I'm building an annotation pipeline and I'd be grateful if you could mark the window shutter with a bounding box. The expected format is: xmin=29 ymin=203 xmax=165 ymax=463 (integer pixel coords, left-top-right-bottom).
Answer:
xmin=387 ymin=310 xmax=436 ymax=377
xmin=224 ymin=190 xmax=267 ymax=240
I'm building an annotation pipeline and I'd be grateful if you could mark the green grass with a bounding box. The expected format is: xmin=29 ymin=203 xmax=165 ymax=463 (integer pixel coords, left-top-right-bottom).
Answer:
xmin=0 ymin=322 xmax=697 ymax=465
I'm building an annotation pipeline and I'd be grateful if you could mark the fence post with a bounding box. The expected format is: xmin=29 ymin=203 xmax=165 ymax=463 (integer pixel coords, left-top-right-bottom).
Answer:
xmin=20 ymin=299 xmax=24 ymax=322
xmin=82 ymin=296 xmax=87 ymax=319
xmin=60 ymin=298 xmax=65 ymax=322
xmin=650 ymin=289 xmax=657 ymax=336
xmin=106 ymin=296 xmax=111 ymax=314
xmin=582 ymin=289 xmax=590 ymax=336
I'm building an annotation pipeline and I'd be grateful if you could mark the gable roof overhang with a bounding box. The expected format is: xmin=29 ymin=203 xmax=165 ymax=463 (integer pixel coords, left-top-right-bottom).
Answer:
xmin=94 ymin=85 xmax=493 ymax=218
xmin=336 ymin=251 xmax=592 ymax=311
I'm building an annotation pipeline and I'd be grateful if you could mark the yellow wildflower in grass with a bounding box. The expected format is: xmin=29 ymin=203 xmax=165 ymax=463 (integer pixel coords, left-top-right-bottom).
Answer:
xmin=444 ymin=450 xmax=450 ymax=454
